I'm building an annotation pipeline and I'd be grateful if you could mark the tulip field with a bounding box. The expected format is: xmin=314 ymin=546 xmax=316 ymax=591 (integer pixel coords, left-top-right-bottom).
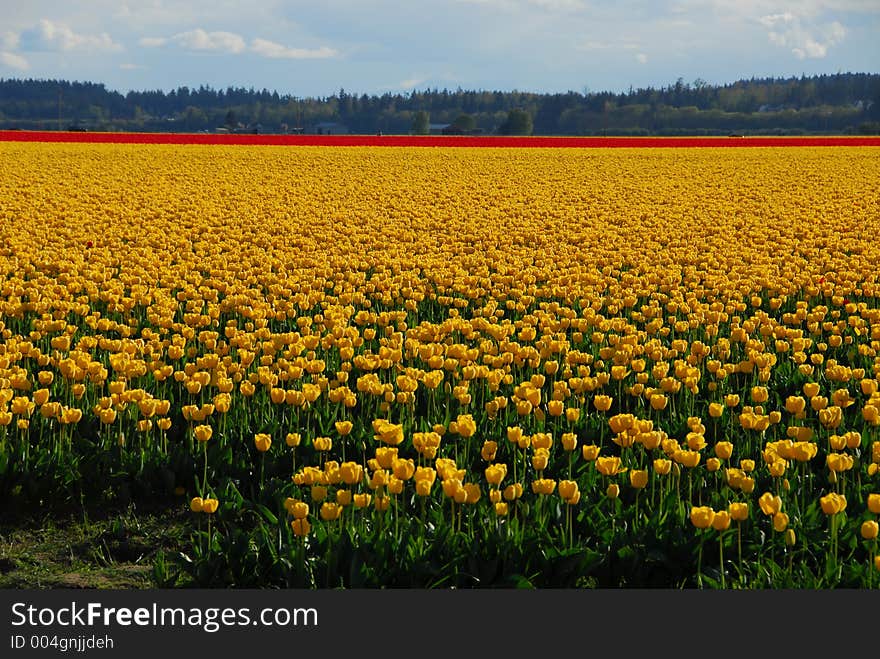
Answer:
xmin=1 ymin=132 xmax=880 ymax=588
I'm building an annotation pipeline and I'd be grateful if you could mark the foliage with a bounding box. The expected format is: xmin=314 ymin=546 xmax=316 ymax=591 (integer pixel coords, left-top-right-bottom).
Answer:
xmin=499 ymin=109 xmax=533 ymax=135
xmin=411 ymin=110 xmax=430 ymax=135
xmin=1 ymin=72 xmax=878 ymax=135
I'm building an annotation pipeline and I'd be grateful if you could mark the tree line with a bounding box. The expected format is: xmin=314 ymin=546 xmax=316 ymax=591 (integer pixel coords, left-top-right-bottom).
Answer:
xmin=1 ymin=72 xmax=878 ymax=135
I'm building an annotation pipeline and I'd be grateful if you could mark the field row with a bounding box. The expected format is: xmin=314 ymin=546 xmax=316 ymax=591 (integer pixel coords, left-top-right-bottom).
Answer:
xmin=3 ymin=130 xmax=880 ymax=147
xmin=1 ymin=142 xmax=879 ymax=587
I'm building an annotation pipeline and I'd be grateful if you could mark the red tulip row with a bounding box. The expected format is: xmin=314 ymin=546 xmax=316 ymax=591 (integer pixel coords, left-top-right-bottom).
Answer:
xmin=2 ymin=130 xmax=880 ymax=148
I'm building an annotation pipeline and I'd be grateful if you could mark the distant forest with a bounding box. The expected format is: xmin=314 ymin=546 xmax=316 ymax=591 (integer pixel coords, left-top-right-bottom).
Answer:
xmin=1 ymin=72 xmax=878 ymax=136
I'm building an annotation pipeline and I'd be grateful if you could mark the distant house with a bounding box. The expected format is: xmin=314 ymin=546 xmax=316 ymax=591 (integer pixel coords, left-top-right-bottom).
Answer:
xmin=429 ymin=123 xmax=450 ymax=134
xmin=313 ymin=122 xmax=348 ymax=135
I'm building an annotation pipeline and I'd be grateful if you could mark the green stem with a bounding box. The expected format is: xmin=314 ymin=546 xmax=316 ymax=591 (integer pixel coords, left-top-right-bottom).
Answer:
xmin=737 ymin=521 xmax=743 ymax=581
xmin=697 ymin=535 xmax=704 ymax=588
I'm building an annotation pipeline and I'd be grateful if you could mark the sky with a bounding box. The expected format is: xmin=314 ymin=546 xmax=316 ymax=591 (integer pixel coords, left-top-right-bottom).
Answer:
xmin=1 ymin=1 xmax=878 ymax=98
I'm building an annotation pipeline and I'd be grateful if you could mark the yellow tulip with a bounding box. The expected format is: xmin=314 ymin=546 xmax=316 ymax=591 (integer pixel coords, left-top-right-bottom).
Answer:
xmin=728 ymin=502 xmax=749 ymax=521
xmin=772 ymin=512 xmax=789 ymax=532
xmin=758 ymin=492 xmax=782 ymax=516
xmin=254 ymin=433 xmax=272 ymax=452
xmin=581 ymin=444 xmax=600 ymax=461
xmin=291 ymin=518 xmax=311 ymax=536
xmin=860 ymin=521 xmax=879 ymax=540
xmin=320 ymin=502 xmax=342 ymax=521
xmin=629 ymin=470 xmax=648 ymax=489
xmin=690 ymin=506 xmax=715 ymax=529
xmin=819 ymin=493 xmax=847 ymax=515
xmin=712 ymin=510 xmax=731 ymax=531
xmin=503 ymin=483 xmax=524 ymax=501
xmin=531 ymin=478 xmax=556 ymax=495
xmin=558 ymin=479 xmax=579 ymax=500
xmin=485 ymin=463 xmax=508 ymax=487
xmin=595 ymin=456 xmax=625 ymax=476
xmin=647 ymin=460 xmax=669 ymax=478
xmin=193 ymin=424 xmax=213 ymax=442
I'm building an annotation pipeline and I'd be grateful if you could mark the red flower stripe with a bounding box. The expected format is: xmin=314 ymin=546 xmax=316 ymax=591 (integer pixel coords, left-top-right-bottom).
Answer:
xmin=2 ymin=130 xmax=879 ymax=148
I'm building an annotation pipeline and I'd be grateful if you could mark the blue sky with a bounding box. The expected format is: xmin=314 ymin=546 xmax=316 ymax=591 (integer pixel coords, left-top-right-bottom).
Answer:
xmin=2 ymin=1 xmax=878 ymax=97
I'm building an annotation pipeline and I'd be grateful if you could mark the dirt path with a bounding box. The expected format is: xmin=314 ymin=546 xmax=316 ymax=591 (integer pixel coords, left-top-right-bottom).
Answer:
xmin=0 ymin=505 xmax=189 ymax=589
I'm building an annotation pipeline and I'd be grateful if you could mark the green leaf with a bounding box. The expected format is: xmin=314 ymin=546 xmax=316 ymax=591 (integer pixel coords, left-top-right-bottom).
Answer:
xmin=254 ymin=503 xmax=279 ymax=526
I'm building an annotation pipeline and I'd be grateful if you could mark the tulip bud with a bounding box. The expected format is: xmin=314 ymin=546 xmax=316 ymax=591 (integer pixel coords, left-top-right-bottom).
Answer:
xmin=606 ymin=483 xmax=620 ymax=500
xmin=773 ymin=512 xmax=789 ymax=532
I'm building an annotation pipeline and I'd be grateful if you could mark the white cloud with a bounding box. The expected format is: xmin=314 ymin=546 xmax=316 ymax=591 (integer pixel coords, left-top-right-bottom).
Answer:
xmin=578 ymin=40 xmax=641 ymax=51
xmin=141 ymin=29 xmax=246 ymax=53
xmin=759 ymin=13 xmax=846 ymax=59
xmin=455 ymin=0 xmax=586 ymax=10
xmin=170 ymin=29 xmax=246 ymax=53
xmin=0 ymin=51 xmax=29 ymax=70
xmin=675 ymin=0 xmax=879 ymax=18
xmin=142 ymin=30 xmax=338 ymax=58
xmin=526 ymin=0 xmax=587 ymax=10
xmin=119 ymin=63 xmax=146 ymax=70
xmin=139 ymin=37 xmax=168 ymax=47
xmin=636 ymin=52 xmax=648 ymax=63
xmin=20 ymin=19 xmax=122 ymax=53
xmin=758 ymin=12 xmax=795 ymax=27
xmin=250 ymin=38 xmax=337 ymax=59
xmin=398 ymin=76 xmax=427 ymax=89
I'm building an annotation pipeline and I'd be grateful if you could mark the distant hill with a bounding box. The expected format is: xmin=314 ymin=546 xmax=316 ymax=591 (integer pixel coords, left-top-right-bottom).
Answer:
xmin=1 ymin=73 xmax=878 ymax=136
